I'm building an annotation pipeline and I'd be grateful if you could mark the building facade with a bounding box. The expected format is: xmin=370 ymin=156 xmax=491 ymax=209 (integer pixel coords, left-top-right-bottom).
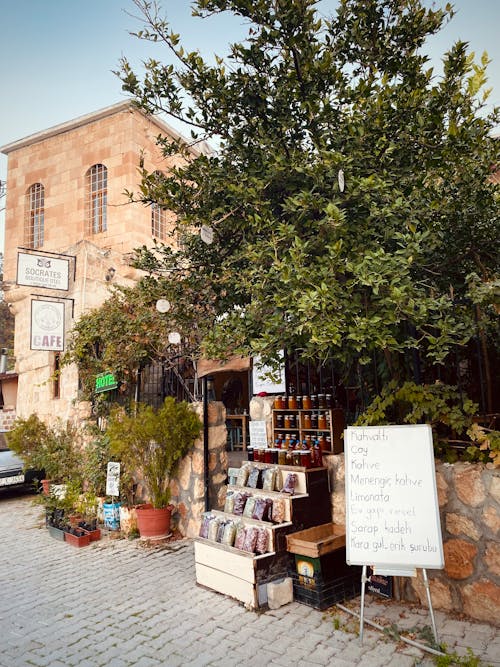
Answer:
xmin=1 ymin=101 xmax=205 ymax=423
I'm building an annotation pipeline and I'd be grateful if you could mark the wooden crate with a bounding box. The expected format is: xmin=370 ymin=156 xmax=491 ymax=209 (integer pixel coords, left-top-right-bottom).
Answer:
xmin=286 ymin=523 xmax=346 ymax=557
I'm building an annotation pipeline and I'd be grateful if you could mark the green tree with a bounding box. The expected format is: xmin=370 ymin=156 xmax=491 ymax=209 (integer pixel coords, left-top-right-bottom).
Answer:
xmin=116 ymin=0 xmax=499 ymax=382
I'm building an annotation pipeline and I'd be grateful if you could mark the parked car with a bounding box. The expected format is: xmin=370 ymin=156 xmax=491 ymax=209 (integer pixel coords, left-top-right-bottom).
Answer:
xmin=0 ymin=432 xmax=40 ymax=490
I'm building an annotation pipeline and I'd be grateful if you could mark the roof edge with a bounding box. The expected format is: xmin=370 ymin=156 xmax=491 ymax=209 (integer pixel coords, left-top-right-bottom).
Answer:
xmin=0 ymin=100 xmax=211 ymax=157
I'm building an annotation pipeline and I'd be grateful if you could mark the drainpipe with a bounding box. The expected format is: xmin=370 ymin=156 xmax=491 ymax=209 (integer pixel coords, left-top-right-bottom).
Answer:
xmin=203 ymin=376 xmax=210 ymax=511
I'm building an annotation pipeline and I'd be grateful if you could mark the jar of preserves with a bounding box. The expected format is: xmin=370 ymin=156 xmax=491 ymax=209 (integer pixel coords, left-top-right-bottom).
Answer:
xmin=275 ymin=413 xmax=284 ymax=429
xmin=253 ymin=447 xmax=261 ymax=462
xmin=247 ymin=447 xmax=254 ymax=462
xmin=311 ymin=413 xmax=318 ymax=429
xmin=318 ymin=393 xmax=326 ymax=409
xmin=287 ymin=395 xmax=297 ymax=410
xmin=296 ymin=396 xmax=302 ymax=410
xmin=302 ymin=395 xmax=312 ymax=410
xmin=271 ymin=449 xmax=279 ymax=464
xmin=300 ymin=451 xmax=312 ymax=469
xmin=312 ymin=443 xmax=323 ymax=467
xmin=284 ymin=414 xmax=291 ymax=429
xmin=264 ymin=448 xmax=273 ymax=464
xmin=292 ymin=450 xmax=302 ymax=467
xmin=302 ymin=413 xmax=312 ymax=429
xmin=325 ymin=394 xmax=333 ymax=408
xmin=289 ymin=414 xmax=296 ymax=429
xmin=310 ymin=395 xmax=318 ymax=409
xmin=318 ymin=412 xmax=327 ymax=430
xmin=278 ymin=449 xmax=287 ymax=465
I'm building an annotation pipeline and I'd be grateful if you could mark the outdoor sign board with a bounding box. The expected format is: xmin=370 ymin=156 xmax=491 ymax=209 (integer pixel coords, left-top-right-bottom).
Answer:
xmin=95 ymin=372 xmax=118 ymax=393
xmin=106 ymin=462 xmax=121 ymax=497
xmin=30 ymin=300 xmax=65 ymax=351
xmin=17 ymin=251 xmax=70 ymax=291
xmin=252 ymin=351 xmax=286 ymax=394
xmin=345 ymin=424 xmax=444 ymax=573
xmin=249 ymin=420 xmax=268 ymax=449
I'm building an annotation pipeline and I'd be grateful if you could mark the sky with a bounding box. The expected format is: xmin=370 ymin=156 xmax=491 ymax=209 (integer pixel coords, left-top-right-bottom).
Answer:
xmin=1 ymin=0 xmax=500 ymax=252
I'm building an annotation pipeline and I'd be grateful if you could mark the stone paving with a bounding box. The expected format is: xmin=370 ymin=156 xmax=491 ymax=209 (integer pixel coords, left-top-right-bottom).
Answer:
xmin=1 ymin=492 xmax=499 ymax=667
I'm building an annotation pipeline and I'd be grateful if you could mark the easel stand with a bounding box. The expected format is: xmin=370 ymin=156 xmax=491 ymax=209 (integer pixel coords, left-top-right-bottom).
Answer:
xmin=359 ymin=565 xmax=439 ymax=646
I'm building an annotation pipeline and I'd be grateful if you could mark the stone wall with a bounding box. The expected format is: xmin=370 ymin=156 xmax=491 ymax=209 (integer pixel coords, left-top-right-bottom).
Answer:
xmin=328 ymin=455 xmax=500 ymax=627
xmin=170 ymin=402 xmax=228 ymax=539
xmin=0 ymin=407 xmax=16 ymax=433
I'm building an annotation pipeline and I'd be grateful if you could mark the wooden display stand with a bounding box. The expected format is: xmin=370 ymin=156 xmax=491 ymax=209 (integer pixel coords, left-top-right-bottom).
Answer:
xmin=194 ymin=463 xmax=331 ymax=609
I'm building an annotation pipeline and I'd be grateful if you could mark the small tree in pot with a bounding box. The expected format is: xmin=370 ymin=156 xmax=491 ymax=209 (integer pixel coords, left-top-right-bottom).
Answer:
xmin=105 ymin=397 xmax=202 ymax=538
xmin=7 ymin=414 xmax=81 ymax=492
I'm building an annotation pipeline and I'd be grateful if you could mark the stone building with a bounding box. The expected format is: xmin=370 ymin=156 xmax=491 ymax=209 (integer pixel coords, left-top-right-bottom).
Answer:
xmin=1 ymin=101 xmax=208 ymax=423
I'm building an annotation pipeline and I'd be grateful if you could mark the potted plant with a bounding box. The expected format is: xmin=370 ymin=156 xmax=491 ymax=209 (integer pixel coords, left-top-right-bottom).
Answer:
xmin=106 ymin=397 xmax=202 ymax=539
xmin=7 ymin=415 xmax=81 ymax=493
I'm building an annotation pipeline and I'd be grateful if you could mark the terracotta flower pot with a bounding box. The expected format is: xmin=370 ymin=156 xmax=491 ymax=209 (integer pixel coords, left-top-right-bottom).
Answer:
xmin=135 ymin=504 xmax=173 ymax=539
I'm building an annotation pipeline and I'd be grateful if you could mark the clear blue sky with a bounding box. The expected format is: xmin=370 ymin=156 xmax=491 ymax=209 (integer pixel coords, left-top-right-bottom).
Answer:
xmin=1 ymin=0 xmax=500 ymax=251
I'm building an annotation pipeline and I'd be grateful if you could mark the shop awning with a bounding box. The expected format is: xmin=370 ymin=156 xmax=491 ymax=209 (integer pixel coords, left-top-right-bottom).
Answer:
xmin=197 ymin=356 xmax=250 ymax=378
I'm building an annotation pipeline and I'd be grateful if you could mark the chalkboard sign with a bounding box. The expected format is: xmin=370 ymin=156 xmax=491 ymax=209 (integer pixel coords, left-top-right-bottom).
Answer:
xmin=345 ymin=425 xmax=444 ymax=572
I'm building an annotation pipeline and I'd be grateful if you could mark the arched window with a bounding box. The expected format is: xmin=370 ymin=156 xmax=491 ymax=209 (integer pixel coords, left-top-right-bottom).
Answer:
xmin=151 ymin=171 xmax=167 ymax=241
xmin=86 ymin=164 xmax=107 ymax=234
xmin=25 ymin=183 xmax=44 ymax=248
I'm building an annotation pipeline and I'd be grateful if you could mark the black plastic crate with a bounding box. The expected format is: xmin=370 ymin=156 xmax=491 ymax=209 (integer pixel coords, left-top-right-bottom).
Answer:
xmin=290 ymin=568 xmax=362 ymax=610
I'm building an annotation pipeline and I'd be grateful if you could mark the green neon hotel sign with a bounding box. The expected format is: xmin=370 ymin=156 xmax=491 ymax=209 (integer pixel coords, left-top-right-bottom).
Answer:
xmin=95 ymin=371 xmax=118 ymax=393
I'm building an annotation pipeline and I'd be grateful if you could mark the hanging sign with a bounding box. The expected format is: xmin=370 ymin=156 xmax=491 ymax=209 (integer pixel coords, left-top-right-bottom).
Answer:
xmin=106 ymin=462 xmax=121 ymax=496
xmin=30 ymin=300 xmax=65 ymax=351
xmin=17 ymin=252 xmax=70 ymax=291
xmin=345 ymin=424 xmax=444 ymax=574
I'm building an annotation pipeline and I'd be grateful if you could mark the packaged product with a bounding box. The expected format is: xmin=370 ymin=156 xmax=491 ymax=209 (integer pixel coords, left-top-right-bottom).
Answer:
xmin=233 ymin=492 xmax=249 ymax=515
xmin=262 ymin=467 xmax=277 ymax=491
xmin=271 ymin=498 xmax=286 ymax=524
xmin=199 ymin=512 xmax=213 ymax=538
xmin=242 ymin=496 xmax=256 ymax=518
xmin=247 ymin=467 xmax=261 ymax=488
xmin=207 ymin=517 xmax=220 ymax=541
xmin=242 ymin=526 xmax=259 ymax=553
xmin=274 ymin=467 xmax=283 ymax=491
xmin=216 ymin=521 xmax=226 ymax=543
xmin=255 ymin=527 xmax=269 ymax=554
xmin=251 ymin=496 xmax=268 ymax=521
xmin=224 ymin=492 xmax=235 ymax=514
xmin=236 ymin=463 xmax=251 ymax=487
xmin=234 ymin=522 xmax=246 ymax=550
xmin=222 ymin=521 xmax=237 ymax=547
xmin=282 ymin=473 xmax=298 ymax=494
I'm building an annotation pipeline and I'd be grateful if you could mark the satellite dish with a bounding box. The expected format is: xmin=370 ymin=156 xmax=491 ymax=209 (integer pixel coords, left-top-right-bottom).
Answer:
xmin=338 ymin=169 xmax=345 ymax=193
xmin=168 ymin=331 xmax=181 ymax=345
xmin=156 ymin=299 xmax=171 ymax=313
xmin=200 ymin=224 xmax=214 ymax=245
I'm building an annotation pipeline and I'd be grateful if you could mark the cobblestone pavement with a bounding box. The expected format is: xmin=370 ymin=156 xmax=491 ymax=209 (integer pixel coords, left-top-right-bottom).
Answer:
xmin=1 ymin=493 xmax=499 ymax=667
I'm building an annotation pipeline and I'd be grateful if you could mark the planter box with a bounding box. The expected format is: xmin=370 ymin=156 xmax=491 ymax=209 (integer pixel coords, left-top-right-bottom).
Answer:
xmin=47 ymin=525 xmax=65 ymax=542
xmin=83 ymin=528 xmax=101 ymax=542
xmin=64 ymin=529 xmax=90 ymax=548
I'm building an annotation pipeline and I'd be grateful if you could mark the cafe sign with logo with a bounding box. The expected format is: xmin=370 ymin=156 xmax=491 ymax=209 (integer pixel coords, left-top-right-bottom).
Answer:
xmin=30 ymin=300 xmax=65 ymax=351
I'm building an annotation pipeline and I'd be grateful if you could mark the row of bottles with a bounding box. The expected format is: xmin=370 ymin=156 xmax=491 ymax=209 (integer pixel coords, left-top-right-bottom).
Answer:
xmin=274 ymin=394 xmax=333 ymax=410
xmin=275 ymin=412 xmax=331 ymax=430
xmin=247 ymin=437 xmax=324 ymax=469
